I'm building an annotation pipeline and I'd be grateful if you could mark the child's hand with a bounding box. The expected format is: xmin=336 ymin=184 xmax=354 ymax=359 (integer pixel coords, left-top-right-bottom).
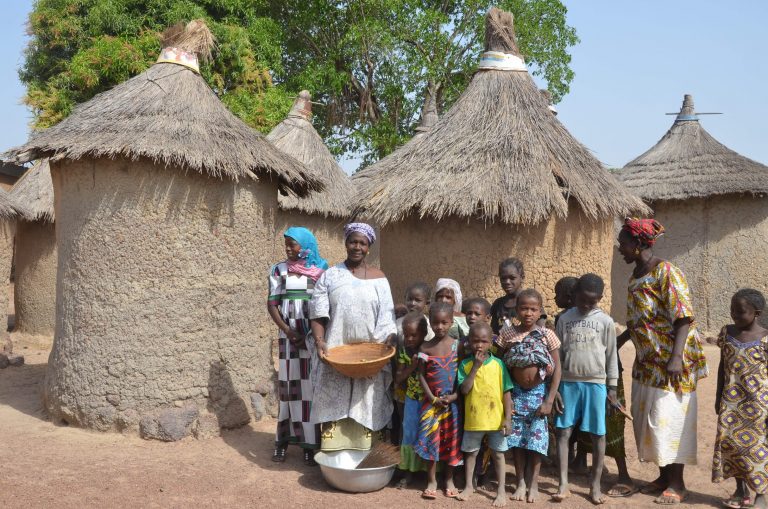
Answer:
xmin=554 ymin=391 xmax=564 ymax=415
xmin=536 ymin=400 xmax=553 ymax=417
xmin=411 ymin=354 xmax=420 ymax=366
xmin=502 ymin=420 xmax=512 ymax=436
xmin=474 ymin=350 xmax=489 ymax=364
xmin=606 ymin=388 xmax=618 ymax=414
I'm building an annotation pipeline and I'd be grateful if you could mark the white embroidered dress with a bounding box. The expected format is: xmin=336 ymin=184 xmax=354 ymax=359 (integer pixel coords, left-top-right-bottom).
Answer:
xmin=308 ymin=264 xmax=397 ymax=430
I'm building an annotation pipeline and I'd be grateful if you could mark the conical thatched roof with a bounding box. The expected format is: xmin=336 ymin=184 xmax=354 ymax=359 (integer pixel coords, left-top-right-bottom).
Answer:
xmin=3 ymin=21 xmax=323 ymax=196
xmin=352 ymin=8 xmax=646 ymax=225
xmin=10 ymin=159 xmax=54 ymax=223
xmin=267 ymin=91 xmax=353 ymax=217
xmin=618 ymin=94 xmax=768 ymax=201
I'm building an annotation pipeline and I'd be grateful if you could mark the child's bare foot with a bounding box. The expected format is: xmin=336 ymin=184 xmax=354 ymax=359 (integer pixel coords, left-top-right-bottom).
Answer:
xmin=493 ymin=491 xmax=508 ymax=507
xmin=590 ymin=486 xmax=607 ymax=505
xmin=456 ymin=489 xmax=473 ymax=502
xmin=511 ymin=481 xmax=527 ymax=501
xmin=552 ymin=486 xmax=571 ymax=502
xmin=526 ymin=483 xmax=539 ymax=504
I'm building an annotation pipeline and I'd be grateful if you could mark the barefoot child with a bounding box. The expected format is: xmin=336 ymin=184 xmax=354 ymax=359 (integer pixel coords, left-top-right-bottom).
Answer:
xmin=554 ymin=274 xmax=618 ymax=505
xmin=456 ymin=322 xmax=513 ymax=507
xmin=461 ymin=297 xmax=499 ymax=357
xmin=395 ymin=311 xmax=430 ymax=488
xmin=713 ymin=289 xmax=768 ymax=509
xmin=415 ymin=302 xmax=463 ymax=499
xmin=498 ymin=289 xmax=561 ymax=503
xmin=490 ymin=259 xmax=547 ymax=334
xmin=434 ymin=278 xmax=469 ymax=339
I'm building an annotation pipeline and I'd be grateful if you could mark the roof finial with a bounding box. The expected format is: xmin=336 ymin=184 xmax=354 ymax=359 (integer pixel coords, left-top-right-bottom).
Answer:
xmin=478 ymin=8 xmax=526 ymax=72
xmin=289 ymin=90 xmax=313 ymax=120
xmin=677 ymin=94 xmax=696 ymax=121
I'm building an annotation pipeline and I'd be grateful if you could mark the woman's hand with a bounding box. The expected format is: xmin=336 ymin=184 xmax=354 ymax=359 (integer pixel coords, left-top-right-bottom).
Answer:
xmin=536 ymin=400 xmax=553 ymax=417
xmin=285 ymin=330 xmax=300 ymax=343
xmin=315 ymin=338 xmax=329 ymax=360
xmin=666 ymin=354 xmax=683 ymax=383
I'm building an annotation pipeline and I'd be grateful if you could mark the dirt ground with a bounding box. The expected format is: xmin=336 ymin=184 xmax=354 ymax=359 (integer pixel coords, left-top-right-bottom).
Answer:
xmin=0 ymin=339 xmax=733 ymax=508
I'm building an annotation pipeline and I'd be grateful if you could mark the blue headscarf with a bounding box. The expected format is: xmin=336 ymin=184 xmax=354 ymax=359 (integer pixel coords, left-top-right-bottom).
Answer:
xmin=284 ymin=226 xmax=329 ymax=270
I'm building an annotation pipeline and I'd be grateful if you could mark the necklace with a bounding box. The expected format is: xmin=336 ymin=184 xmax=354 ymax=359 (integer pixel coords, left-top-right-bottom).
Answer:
xmin=345 ymin=260 xmax=367 ymax=279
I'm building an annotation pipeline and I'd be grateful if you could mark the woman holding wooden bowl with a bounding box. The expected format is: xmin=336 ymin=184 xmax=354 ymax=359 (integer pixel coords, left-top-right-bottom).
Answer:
xmin=309 ymin=223 xmax=397 ymax=451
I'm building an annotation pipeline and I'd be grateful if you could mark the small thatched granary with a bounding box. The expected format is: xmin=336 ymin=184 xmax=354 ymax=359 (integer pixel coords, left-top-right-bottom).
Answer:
xmin=353 ymin=8 xmax=646 ymax=312
xmin=4 ymin=20 xmax=324 ymax=436
xmin=267 ymin=91 xmax=355 ymax=265
xmin=9 ymin=159 xmax=56 ymax=339
xmin=613 ymin=94 xmax=768 ymax=335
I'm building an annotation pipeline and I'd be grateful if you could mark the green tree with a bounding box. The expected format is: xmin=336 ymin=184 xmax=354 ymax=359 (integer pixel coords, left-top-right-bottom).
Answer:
xmin=21 ymin=0 xmax=292 ymax=132
xmin=270 ymin=0 xmax=578 ymax=165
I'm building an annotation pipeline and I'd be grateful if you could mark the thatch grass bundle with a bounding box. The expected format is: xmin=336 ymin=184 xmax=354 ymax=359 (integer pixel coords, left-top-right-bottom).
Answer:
xmin=618 ymin=95 xmax=768 ymax=201
xmin=3 ymin=20 xmax=324 ymax=196
xmin=267 ymin=91 xmax=354 ymax=217
xmin=353 ymin=7 xmax=647 ymax=225
xmin=10 ymin=159 xmax=54 ymax=223
xmin=0 ymin=188 xmax=23 ymax=220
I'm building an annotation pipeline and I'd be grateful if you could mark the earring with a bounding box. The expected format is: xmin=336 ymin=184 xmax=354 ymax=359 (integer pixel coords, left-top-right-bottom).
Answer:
xmin=634 ymin=248 xmax=640 ymax=255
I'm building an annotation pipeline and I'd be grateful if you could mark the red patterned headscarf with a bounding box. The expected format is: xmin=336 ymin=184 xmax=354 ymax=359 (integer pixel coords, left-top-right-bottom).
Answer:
xmin=622 ymin=217 xmax=665 ymax=246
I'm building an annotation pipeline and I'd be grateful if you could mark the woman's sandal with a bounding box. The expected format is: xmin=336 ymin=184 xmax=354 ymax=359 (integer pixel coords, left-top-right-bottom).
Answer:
xmin=445 ymin=488 xmax=460 ymax=498
xmin=303 ymin=450 xmax=318 ymax=466
xmin=723 ymin=495 xmax=753 ymax=509
xmin=655 ymin=489 xmax=689 ymax=505
xmin=272 ymin=446 xmax=287 ymax=463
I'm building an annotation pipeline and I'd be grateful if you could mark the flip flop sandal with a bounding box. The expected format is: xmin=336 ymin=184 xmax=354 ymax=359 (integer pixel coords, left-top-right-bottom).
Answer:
xmin=655 ymin=489 xmax=689 ymax=505
xmin=445 ymin=488 xmax=460 ymax=498
xmin=608 ymin=483 xmax=639 ymax=498
xmin=272 ymin=446 xmax=287 ymax=463
xmin=422 ymin=489 xmax=438 ymax=500
xmin=723 ymin=496 xmax=754 ymax=509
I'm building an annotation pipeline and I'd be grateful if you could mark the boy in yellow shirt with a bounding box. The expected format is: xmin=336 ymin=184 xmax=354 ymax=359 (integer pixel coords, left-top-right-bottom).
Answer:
xmin=457 ymin=322 xmax=513 ymax=507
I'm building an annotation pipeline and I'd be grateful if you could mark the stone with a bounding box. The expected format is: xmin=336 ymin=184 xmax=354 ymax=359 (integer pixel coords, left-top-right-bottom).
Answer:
xmin=0 ymin=353 xmax=8 ymax=369
xmin=140 ymin=407 xmax=199 ymax=442
xmin=106 ymin=394 xmax=120 ymax=406
xmin=8 ymin=354 xmax=24 ymax=367
xmin=250 ymin=393 xmax=266 ymax=421
xmin=192 ymin=412 xmax=220 ymax=439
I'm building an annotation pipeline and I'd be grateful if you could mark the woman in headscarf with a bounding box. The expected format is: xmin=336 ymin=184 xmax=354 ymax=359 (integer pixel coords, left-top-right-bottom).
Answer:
xmin=309 ymin=223 xmax=397 ymax=451
xmin=616 ymin=218 xmax=708 ymax=505
xmin=433 ymin=278 xmax=469 ymax=340
xmin=267 ymin=227 xmax=329 ymax=465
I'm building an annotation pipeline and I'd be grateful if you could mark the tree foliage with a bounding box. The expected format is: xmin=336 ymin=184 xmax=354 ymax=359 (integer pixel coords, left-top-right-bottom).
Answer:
xmin=21 ymin=0 xmax=578 ymax=165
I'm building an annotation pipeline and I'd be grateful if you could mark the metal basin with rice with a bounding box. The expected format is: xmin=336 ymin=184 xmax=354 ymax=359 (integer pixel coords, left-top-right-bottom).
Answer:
xmin=314 ymin=449 xmax=397 ymax=493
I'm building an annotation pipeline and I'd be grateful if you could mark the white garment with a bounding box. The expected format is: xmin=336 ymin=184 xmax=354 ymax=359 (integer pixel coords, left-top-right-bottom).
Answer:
xmin=308 ymin=264 xmax=397 ymax=430
xmin=631 ymin=380 xmax=698 ymax=467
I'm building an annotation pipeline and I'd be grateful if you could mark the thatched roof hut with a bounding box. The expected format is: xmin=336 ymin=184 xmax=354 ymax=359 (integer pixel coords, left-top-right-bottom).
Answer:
xmin=3 ymin=20 xmax=326 ymax=437
xmin=267 ymin=91 xmax=354 ymax=266
xmin=0 ymin=187 xmax=21 ymax=337
xmin=353 ymin=7 xmax=646 ymax=310
xmin=612 ymin=94 xmax=768 ymax=335
xmin=9 ymin=159 xmax=56 ymax=338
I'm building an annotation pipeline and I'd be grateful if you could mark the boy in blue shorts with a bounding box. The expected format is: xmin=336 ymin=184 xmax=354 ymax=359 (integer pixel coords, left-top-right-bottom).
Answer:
xmin=457 ymin=322 xmax=513 ymax=507
xmin=553 ymin=273 xmax=618 ymax=505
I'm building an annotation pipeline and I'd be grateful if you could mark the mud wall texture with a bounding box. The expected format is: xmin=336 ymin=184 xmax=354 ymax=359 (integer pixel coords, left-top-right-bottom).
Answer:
xmin=610 ymin=195 xmax=768 ymax=337
xmin=380 ymin=206 xmax=614 ymax=318
xmin=46 ymin=158 xmax=280 ymax=435
xmin=0 ymin=221 xmax=14 ymax=334
xmin=14 ymin=221 xmax=57 ymax=338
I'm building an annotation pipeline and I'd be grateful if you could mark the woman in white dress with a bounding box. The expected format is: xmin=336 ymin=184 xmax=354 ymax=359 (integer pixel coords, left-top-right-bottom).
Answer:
xmin=309 ymin=223 xmax=397 ymax=450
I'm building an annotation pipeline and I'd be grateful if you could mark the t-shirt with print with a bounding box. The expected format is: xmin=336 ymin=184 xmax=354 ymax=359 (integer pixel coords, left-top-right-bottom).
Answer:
xmin=458 ymin=353 xmax=513 ymax=431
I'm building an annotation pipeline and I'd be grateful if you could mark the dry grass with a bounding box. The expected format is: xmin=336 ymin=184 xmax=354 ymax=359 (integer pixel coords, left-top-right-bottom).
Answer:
xmin=267 ymin=91 xmax=354 ymax=218
xmin=0 ymin=187 xmax=22 ymax=220
xmin=353 ymin=7 xmax=647 ymax=226
xmin=10 ymin=159 xmax=53 ymax=223
xmin=617 ymin=94 xmax=768 ymax=201
xmin=3 ymin=21 xmax=324 ymax=197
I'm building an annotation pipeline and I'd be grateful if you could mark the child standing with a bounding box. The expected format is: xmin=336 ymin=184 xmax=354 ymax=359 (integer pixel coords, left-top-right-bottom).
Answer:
xmin=553 ymin=276 xmax=578 ymax=327
xmin=498 ymin=289 xmax=561 ymax=503
xmin=456 ymin=322 xmax=513 ymax=507
xmin=395 ymin=311 xmax=430 ymax=488
xmin=415 ymin=301 xmax=463 ymax=500
xmin=434 ymin=278 xmax=469 ymax=339
xmin=461 ymin=297 xmax=500 ymax=357
xmin=713 ymin=289 xmax=768 ymax=509
xmin=553 ymin=273 xmax=618 ymax=505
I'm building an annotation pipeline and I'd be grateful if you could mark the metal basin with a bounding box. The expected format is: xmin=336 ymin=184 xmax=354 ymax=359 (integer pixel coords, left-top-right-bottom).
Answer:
xmin=314 ymin=449 xmax=397 ymax=493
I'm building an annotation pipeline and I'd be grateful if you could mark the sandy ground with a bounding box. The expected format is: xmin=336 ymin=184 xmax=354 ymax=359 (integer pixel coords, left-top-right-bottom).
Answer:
xmin=0 ymin=340 xmax=733 ymax=509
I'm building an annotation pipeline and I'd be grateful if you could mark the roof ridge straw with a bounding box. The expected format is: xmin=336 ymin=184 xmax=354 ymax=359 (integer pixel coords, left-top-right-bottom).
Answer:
xmin=10 ymin=159 xmax=54 ymax=222
xmin=352 ymin=7 xmax=647 ymax=226
xmin=2 ymin=20 xmax=325 ymax=197
xmin=617 ymin=94 xmax=768 ymax=201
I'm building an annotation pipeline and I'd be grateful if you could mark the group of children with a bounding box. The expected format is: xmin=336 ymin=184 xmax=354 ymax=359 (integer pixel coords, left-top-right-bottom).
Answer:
xmin=392 ymin=258 xmax=619 ymax=505
xmin=392 ymin=257 xmax=768 ymax=509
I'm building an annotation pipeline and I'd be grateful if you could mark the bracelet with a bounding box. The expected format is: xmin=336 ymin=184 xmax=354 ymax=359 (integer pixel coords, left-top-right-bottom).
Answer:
xmin=432 ymin=396 xmax=439 ymax=405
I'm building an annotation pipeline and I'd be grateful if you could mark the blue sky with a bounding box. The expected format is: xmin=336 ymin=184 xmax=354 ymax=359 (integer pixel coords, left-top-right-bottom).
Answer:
xmin=2 ymin=1 xmax=766 ymax=170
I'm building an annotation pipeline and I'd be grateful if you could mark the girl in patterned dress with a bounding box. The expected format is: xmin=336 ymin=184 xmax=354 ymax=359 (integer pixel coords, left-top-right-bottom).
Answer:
xmin=415 ymin=302 xmax=462 ymax=500
xmin=498 ymin=289 xmax=562 ymax=503
xmin=267 ymin=227 xmax=328 ymax=465
xmin=713 ymin=289 xmax=768 ymax=509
